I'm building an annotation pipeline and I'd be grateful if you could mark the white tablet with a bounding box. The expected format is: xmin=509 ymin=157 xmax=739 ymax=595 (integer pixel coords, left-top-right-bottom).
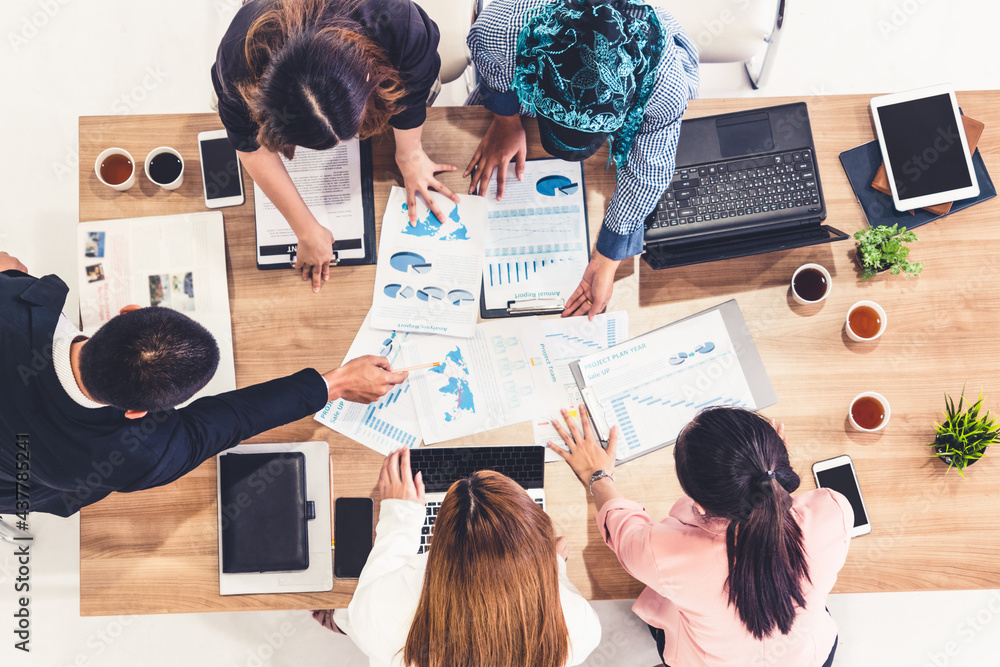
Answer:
xmin=870 ymin=84 xmax=979 ymax=211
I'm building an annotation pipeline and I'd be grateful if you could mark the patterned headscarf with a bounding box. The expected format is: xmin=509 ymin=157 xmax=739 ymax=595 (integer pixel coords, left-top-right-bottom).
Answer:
xmin=513 ymin=0 xmax=665 ymax=168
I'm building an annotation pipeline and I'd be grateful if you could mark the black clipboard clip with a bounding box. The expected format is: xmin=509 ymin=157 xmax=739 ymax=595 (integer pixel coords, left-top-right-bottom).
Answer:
xmin=287 ymin=240 xmax=365 ymax=267
xmin=506 ymin=297 xmax=565 ymax=315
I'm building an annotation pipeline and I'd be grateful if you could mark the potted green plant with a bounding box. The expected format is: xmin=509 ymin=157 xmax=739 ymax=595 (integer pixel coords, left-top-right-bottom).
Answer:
xmin=930 ymin=388 xmax=999 ymax=476
xmin=853 ymin=223 xmax=923 ymax=280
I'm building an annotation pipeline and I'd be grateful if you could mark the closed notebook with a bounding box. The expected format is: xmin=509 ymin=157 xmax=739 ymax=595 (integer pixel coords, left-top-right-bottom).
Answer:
xmin=219 ymin=452 xmax=311 ymax=574
xmin=839 ymin=141 xmax=996 ymax=230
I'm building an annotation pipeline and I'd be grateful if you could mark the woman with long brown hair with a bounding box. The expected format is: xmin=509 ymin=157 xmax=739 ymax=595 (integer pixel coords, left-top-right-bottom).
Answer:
xmin=550 ymin=406 xmax=853 ymax=667
xmin=320 ymin=448 xmax=600 ymax=667
xmin=212 ymin=0 xmax=459 ymax=292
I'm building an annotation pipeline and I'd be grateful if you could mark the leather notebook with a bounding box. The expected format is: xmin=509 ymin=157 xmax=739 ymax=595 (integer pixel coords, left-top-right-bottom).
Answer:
xmin=219 ymin=452 xmax=313 ymax=573
xmin=870 ymin=114 xmax=985 ymax=215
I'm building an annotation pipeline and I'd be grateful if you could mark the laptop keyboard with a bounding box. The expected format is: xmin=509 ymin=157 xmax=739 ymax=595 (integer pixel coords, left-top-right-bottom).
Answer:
xmin=408 ymin=445 xmax=545 ymax=494
xmin=408 ymin=445 xmax=546 ymax=555
xmin=645 ymin=149 xmax=821 ymax=239
xmin=417 ymin=495 xmax=545 ymax=554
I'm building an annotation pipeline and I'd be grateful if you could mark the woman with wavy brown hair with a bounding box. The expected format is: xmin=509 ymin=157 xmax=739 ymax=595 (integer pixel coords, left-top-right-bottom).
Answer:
xmin=319 ymin=448 xmax=600 ymax=667
xmin=212 ymin=0 xmax=459 ymax=292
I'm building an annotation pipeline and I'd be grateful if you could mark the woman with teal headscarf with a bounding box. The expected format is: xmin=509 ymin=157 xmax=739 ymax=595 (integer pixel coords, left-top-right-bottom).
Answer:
xmin=466 ymin=0 xmax=698 ymax=318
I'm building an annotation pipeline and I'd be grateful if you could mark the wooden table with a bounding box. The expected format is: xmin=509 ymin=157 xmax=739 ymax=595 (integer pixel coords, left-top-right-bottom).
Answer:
xmin=78 ymin=93 xmax=1000 ymax=616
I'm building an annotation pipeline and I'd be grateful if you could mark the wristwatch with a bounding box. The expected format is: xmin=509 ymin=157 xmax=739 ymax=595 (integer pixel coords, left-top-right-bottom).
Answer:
xmin=589 ymin=469 xmax=613 ymax=495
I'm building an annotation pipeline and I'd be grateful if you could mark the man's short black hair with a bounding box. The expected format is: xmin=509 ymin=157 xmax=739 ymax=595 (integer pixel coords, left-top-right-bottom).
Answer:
xmin=78 ymin=307 xmax=220 ymax=412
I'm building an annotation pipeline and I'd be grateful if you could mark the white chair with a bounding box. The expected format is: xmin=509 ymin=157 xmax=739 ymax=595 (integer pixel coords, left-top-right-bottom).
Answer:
xmin=654 ymin=0 xmax=786 ymax=89
xmin=414 ymin=0 xmax=478 ymax=85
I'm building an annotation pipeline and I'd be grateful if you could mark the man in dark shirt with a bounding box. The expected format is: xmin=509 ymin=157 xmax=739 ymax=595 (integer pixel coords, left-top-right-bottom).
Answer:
xmin=0 ymin=252 xmax=405 ymax=517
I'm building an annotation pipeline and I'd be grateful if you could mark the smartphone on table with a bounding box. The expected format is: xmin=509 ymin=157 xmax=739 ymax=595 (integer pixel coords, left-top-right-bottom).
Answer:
xmin=334 ymin=497 xmax=374 ymax=579
xmin=812 ymin=455 xmax=872 ymax=537
xmin=197 ymin=129 xmax=245 ymax=208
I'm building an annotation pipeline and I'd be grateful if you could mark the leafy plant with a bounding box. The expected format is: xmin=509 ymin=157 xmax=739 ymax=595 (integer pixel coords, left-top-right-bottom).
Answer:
xmin=930 ymin=388 xmax=999 ymax=476
xmin=853 ymin=223 xmax=923 ymax=280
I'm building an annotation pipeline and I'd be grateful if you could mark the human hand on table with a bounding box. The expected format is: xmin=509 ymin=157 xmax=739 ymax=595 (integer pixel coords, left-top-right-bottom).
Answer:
xmin=0 ymin=252 xmax=27 ymax=274
xmin=378 ymin=448 xmax=425 ymax=506
xmin=561 ymin=250 xmax=620 ymax=320
xmin=322 ymin=355 xmax=408 ymax=403
xmin=294 ymin=222 xmax=334 ymax=293
xmin=555 ymin=535 xmax=570 ymax=561
xmin=547 ymin=404 xmax=619 ymax=488
xmin=463 ymin=114 xmax=526 ymax=200
xmin=769 ymin=418 xmax=788 ymax=446
xmin=394 ymin=127 xmax=459 ymax=227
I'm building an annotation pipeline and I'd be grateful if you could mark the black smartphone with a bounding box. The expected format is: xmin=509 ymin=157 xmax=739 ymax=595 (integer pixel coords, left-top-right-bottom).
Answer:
xmin=197 ymin=129 xmax=245 ymax=208
xmin=334 ymin=497 xmax=374 ymax=578
xmin=812 ymin=455 xmax=872 ymax=537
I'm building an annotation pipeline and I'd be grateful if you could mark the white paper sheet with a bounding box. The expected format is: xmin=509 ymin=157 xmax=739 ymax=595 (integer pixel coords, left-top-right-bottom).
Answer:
xmin=371 ymin=186 xmax=486 ymax=338
xmin=528 ymin=312 xmax=630 ymax=461
xmin=482 ymin=160 xmax=590 ymax=312
xmin=254 ymin=140 xmax=367 ymax=265
xmin=577 ymin=309 xmax=755 ymax=460
xmin=77 ymin=212 xmax=236 ymax=402
xmin=402 ymin=317 xmax=547 ymax=444
xmin=314 ymin=310 xmax=424 ymax=454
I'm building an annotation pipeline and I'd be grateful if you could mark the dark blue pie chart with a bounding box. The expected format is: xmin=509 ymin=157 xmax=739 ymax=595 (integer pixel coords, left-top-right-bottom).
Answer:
xmin=536 ymin=175 xmax=578 ymax=197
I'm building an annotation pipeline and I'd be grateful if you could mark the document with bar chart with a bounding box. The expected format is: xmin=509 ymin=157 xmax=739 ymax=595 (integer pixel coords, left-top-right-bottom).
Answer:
xmin=571 ymin=300 xmax=776 ymax=464
xmin=372 ymin=186 xmax=486 ymax=338
xmin=529 ymin=312 xmax=629 ymax=461
xmin=481 ymin=159 xmax=589 ymax=317
xmin=314 ymin=310 xmax=425 ymax=454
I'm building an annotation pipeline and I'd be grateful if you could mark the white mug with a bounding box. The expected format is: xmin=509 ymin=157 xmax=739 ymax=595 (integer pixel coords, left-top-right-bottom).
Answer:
xmin=94 ymin=148 xmax=136 ymax=191
xmin=144 ymin=146 xmax=185 ymax=190
xmin=791 ymin=263 xmax=832 ymax=304
xmin=849 ymin=391 xmax=891 ymax=432
xmin=846 ymin=301 xmax=887 ymax=342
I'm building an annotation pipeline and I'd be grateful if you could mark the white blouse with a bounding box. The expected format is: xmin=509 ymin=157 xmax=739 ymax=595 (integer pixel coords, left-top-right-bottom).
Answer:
xmin=334 ymin=499 xmax=602 ymax=667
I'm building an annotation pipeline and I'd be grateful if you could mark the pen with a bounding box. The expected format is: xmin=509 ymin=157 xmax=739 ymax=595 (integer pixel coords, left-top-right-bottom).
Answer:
xmin=395 ymin=362 xmax=442 ymax=373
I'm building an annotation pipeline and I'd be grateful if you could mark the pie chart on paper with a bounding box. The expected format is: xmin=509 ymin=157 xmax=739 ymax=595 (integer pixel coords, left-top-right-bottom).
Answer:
xmin=385 ymin=283 xmax=417 ymax=299
xmin=447 ymin=289 xmax=475 ymax=306
xmin=389 ymin=251 xmax=431 ymax=274
xmin=536 ymin=175 xmax=579 ymax=197
xmin=417 ymin=286 xmax=445 ymax=302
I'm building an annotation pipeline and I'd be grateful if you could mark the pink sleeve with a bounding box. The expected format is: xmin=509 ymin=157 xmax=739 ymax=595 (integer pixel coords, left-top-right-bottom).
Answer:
xmin=596 ymin=497 xmax=664 ymax=589
xmin=819 ymin=488 xmax=854 ymax=567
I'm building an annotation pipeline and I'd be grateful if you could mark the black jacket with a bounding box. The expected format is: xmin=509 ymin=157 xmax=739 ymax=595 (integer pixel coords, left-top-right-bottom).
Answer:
xmin=0 ymin=270 xmax=327 ymax=516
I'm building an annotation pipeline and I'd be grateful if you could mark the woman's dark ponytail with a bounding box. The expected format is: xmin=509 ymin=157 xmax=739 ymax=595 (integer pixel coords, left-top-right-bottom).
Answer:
xmin=675 ymin=407 xmax=810 ymax=640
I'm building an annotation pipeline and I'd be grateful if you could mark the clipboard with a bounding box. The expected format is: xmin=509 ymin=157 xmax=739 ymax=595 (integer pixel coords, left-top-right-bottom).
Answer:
xmin=570 ymin=299 xmax=777 ymax=464
xmin=479 ymin=158 xmax=590 ymax=318
xmin=255 ymin=138 xmax=376 ymax=269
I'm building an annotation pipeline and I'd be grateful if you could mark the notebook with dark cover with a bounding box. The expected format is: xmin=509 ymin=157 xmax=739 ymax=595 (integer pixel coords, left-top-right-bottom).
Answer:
xmin=219 ymin=452 xmax=311 ymax=573
xmin=839 ymin=142 xmax=996 ymax=230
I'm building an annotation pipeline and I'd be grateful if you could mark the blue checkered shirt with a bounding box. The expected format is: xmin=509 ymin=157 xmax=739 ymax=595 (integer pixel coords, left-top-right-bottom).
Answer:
xmin=468 ymin=0 xmax=699 ymax=260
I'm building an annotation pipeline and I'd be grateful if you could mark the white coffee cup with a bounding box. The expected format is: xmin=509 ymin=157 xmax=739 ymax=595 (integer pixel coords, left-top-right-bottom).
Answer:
xmin=791 ymin=263 xmax=832 ymax=304
xmin=846 ymin=300 xmax=887 ymax=342
xmin=849 ymin=391 xmax=891 ymax=432
xmin=144 ymin=146 xmax=185 ymax=190
xmin=94 ymin=148 xmax=136 ymax=191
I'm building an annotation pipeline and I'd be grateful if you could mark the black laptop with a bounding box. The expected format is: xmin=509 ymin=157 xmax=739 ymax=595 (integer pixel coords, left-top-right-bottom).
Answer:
xmin=642 ymin=102 xmax=848 ymax=270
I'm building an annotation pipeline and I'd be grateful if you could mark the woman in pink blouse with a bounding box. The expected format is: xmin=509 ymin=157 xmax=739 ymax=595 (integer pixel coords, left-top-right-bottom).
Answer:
xmin=549 ymin=405 xmax=853 ymax=667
